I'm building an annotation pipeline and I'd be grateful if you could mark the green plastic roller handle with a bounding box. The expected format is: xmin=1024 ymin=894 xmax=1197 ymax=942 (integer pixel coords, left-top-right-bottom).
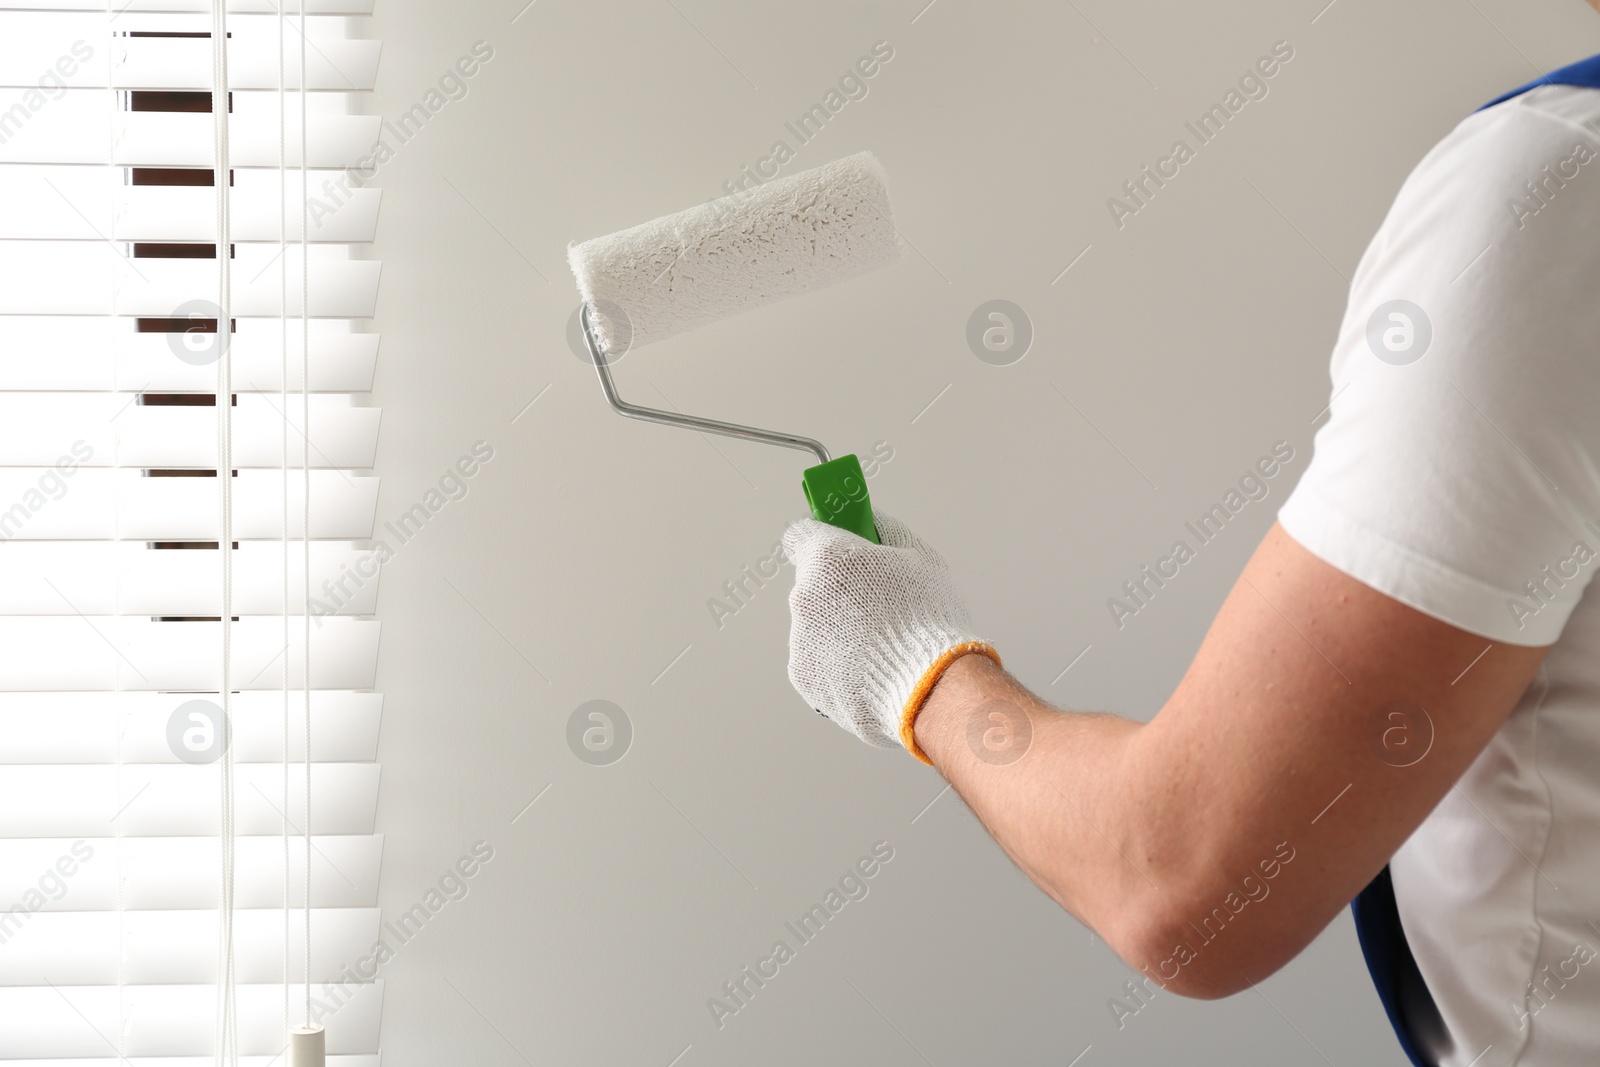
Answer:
xmin=801 ymin=454 xmax=880 ymax=544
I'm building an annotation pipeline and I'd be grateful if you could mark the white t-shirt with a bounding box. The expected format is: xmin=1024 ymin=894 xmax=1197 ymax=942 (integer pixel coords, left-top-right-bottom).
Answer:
xmin=1277 ymin=82 xmax=1600 ymax=1066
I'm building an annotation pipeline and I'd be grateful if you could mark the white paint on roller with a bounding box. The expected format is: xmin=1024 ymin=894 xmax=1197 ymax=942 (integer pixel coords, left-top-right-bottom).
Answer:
xmin=567 ymin=151 xmax=902 ymax=352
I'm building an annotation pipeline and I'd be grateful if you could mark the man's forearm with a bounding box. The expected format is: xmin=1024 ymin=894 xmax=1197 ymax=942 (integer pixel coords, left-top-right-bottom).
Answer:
xmin=910 ymin=653 xmax=1160 ymax=961
xmin=910 ymin=651 xmax=1328 ymax=1000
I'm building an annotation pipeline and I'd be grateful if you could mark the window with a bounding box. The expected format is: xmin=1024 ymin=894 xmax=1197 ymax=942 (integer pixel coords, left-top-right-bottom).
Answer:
xmin=0 ymin=3 xmax=383 ymax=1060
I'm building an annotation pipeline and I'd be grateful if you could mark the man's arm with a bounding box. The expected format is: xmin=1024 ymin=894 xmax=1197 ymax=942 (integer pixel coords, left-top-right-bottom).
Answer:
xmin=911 ymin=522 xmax=1547 ymax=999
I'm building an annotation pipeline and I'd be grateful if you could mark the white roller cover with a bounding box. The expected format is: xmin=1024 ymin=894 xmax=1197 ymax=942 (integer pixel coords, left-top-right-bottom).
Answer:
xmin=568 ymin=150 xmax=901 ymax=352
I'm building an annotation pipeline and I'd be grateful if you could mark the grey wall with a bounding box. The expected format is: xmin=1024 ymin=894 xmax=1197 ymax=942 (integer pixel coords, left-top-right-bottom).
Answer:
xmin=357 ymin=1 xmax=1600 ymax=1063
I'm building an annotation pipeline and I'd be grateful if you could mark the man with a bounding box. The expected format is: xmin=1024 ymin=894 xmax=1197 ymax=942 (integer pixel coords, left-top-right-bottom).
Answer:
xmin=782 ymin=27 xmax=1600 ymax=1067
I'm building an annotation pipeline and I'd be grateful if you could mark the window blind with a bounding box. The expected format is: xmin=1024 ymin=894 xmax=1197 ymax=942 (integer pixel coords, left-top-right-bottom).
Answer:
xmin=0 ymin=2 xmax=383 ymax=1062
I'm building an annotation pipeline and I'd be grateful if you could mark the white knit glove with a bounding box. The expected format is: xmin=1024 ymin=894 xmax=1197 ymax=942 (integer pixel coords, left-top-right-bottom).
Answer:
xmin=783 ymin=511 xmax=1000 ymax=763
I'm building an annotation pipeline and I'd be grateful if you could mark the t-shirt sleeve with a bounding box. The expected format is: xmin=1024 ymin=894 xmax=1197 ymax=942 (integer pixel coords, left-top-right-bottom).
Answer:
xmin=1277 ymin=92 xmax=1600 ymax=647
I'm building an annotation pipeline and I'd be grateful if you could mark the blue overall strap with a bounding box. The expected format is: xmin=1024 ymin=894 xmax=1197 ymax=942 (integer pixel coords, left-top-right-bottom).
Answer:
xmin=1352 ymin=867 xmax=1447 ymax=1067
xmin=1353 ymin=57 xmax=1600 ymax=1066
xmin=1480 ymin=51 xmax=1600 ymax=110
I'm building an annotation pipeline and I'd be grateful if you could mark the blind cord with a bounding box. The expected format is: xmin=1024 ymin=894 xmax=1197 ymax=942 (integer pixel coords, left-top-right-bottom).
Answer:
xmin=210 ymin=2 xmax=238 ymax=1062
xmin=278 ymin=0 xmax=291 ymax=1051
xmin=107 ymin=1 xmax=127 ymax=1060
xmin=299 ymin=0 xmax=312 ymax=1031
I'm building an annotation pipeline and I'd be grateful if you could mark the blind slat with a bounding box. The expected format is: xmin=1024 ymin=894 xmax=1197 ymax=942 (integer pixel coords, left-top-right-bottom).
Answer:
xmin=0 ymin=245 xmax=381 ymax=317
xmin=114 ymin=37 xmax=380 ymax=92
xmin=115 ymin=183 xmax=381 ymax=243
xmin=0 ymin=908 xmax=379 ymax=985
xmin=0 ymin=692 xmax=381 ymax=763
xmin=0 ymin=10 xmax=361 ymax=36
xmin=0 ymin=318 xmax=377 ymax=392
xmin=0 ymin=30 xmax=378 ymax=91
xmin=0 ymin=0 xmax=373 ymax=14
xmin=0 ymin=982 xmax=382 ymax=1058
xmin=0 ymin=762 xmax=381 ymax=836
xmin=0 ymin=543 xmax=381 ymax=616
xmin=0 ymin=616 xmax=380 ymax=690
xmin=0 ymin=94 xmax=381 ymax=166
xmin=0 ymin=835 xmax=383 ymax=909
xmin=0 ymin=394 xmax=379 ymax=468
xmin=0 ymin=168 xmax=379 ymax=242
xmin=4 ymin=1057 xmax=379 ymax=1066
xmin=0 ymin=469 xmax=378 ymax=540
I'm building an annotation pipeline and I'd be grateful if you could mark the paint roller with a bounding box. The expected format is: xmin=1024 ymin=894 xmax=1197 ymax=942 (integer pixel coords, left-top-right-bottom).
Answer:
xmin=567 ymin=151 xmax=902 ymax=543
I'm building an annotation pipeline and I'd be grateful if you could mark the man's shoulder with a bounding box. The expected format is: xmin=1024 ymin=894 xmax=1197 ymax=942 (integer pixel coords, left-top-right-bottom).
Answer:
xmin=1354 ymin=84 xmax=1600 ymax=301
xmin=1401 ymin=86 xmax=1600 ymax=233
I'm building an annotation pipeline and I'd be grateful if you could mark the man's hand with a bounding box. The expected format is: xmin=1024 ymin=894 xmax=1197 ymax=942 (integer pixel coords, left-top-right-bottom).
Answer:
xmin=783 ymin=511 xmax=998 ymax=758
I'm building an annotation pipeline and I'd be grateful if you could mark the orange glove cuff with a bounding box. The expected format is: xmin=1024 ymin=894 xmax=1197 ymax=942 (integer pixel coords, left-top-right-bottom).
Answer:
xmin=897 ymin=641 xmax=1003 ymax=765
